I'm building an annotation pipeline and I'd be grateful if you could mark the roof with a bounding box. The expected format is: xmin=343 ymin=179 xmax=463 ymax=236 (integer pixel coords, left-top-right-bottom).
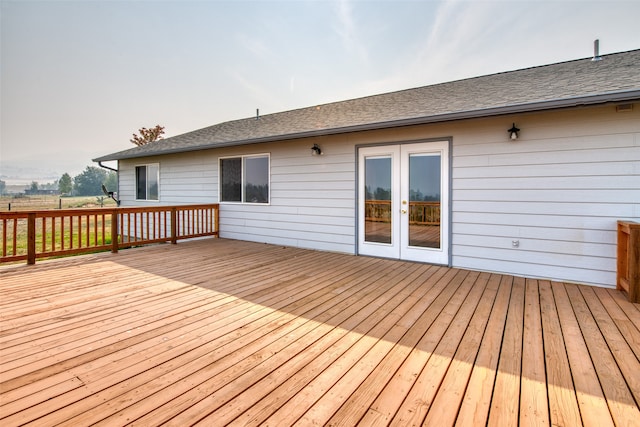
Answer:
xmin=94 ymin=49 xmax=640 ymax=162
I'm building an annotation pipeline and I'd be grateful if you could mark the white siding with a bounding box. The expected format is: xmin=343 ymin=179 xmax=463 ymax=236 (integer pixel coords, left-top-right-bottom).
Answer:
xmin=119 ymin=138 xmax=357 ymax=254
xmin=216 ymin=139 xmax=356 ymax=253
xmin=119 ymin=152 xmax=218 ymax=205
xmin=450 ymin=106 xmax=640 ymax=288
xmin=116 ymin=103 xmax=640 ymax=288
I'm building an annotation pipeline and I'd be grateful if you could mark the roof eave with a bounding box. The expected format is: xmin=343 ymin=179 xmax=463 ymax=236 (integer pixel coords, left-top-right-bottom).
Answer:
xmin=93 ymin=89 xmax=640 ymax=162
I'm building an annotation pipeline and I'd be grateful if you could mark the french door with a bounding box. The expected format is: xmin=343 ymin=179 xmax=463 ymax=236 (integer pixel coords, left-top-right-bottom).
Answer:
xmin=358 ymin=141 xmax=449 ymax=264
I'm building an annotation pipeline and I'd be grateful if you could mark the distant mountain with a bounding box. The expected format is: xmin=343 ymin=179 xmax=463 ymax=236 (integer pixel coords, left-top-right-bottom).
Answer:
xmin=0 ymin=164 xmax=61 ymax=185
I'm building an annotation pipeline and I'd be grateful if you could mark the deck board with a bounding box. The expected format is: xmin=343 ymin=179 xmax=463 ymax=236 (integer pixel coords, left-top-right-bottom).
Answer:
xmin=539 ymin=280 xmax=582 ymax=427
xmin=519 ymin=279 xmax=549 ymax=427
xmin=487 ymin=276 xmax=525 ymax=427
xmin=1 ymin=238 xmax=639 ymax=426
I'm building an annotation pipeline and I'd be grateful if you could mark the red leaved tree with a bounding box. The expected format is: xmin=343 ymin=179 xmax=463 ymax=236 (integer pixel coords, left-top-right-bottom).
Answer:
xmin=130 ymin=125 xmax=165 ymax=146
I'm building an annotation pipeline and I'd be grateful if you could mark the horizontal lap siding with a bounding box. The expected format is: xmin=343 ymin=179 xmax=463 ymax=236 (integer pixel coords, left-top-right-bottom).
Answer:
xmin=216 ymin=140 xmax=356 ymax=253
xmin=451 ymin=106 xmax=640 ymax=288
xmin=118 ymin=140 xmax=356 ymax=253
xmin=119 ymin=152 xmax=218 ymax=205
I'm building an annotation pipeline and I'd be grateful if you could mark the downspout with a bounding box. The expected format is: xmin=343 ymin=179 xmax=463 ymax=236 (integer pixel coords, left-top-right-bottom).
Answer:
xmin=97 ymin=161 xmax=118 ymax=173
xmin=97 ymin=161 xmax=120 ymax=206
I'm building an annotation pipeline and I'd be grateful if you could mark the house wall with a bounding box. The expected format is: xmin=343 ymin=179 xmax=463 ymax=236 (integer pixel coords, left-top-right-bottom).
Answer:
xmin=117 ymin=103 xmax=639 ymax=288
xmin=449 ymin=106 xmax=639 ymax=288
xmin=118 ymin=137 xmax=358 ymax=253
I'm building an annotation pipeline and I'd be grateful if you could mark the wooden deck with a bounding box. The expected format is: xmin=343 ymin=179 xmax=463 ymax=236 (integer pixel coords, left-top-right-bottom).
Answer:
xmin=1 ymin=238 xmax=639 ymax=426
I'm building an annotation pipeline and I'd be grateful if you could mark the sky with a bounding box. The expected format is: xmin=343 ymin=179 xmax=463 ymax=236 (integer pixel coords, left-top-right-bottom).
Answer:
xmin=1 ymin=0 xmax=640 ymax=184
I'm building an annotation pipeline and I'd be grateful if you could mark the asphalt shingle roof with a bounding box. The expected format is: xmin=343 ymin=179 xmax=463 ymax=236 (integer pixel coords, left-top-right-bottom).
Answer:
xmin=94 ymin=49 xmax=640 ymax=162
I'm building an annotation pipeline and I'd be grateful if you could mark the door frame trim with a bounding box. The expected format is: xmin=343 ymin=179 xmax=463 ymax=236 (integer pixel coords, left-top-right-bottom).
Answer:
xmin=355 ymin=137 xmax=452 ymax=266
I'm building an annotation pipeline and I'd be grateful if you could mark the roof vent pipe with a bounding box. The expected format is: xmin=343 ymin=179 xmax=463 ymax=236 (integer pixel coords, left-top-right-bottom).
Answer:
xmin=256 ymin=108 xmax=260 ymax=120
xmin=592 ymin=39 xmax=602 ymax=61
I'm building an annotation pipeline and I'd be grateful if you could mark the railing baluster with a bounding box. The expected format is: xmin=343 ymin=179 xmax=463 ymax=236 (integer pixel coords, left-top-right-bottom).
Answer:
xmin=2 ymin=218 xmax=6 ymax=257
xmin=12 ymin=219 xmax=17 ymax=256
xmin=69 ymin=215 xmax=72 ymax=248
xmin=52 ymin=216 xmax=56 ymax=252
xmin=61 ymin=216 xmax=65 ymax=250
xmin=41 ymin=216 xmax=46 ymax=253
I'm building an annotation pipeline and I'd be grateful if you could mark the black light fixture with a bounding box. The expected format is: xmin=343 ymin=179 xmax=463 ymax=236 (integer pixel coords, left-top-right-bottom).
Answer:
xmin=311 ymin=143 xmax=322 ymax=156
xmin=508 ymin=123 xmax=520 ymax=140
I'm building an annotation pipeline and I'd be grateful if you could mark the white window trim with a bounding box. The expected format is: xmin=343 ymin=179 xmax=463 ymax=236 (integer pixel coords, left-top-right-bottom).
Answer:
xmin=135 ymin=163 xmax=160 ymax=202
xmin=219 ymin=153 xmax=271 ymax=205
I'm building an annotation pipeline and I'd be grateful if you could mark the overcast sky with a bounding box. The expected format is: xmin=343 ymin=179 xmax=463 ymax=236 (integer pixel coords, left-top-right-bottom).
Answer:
xmin=2 ymin=0 xmax=639 ymax=182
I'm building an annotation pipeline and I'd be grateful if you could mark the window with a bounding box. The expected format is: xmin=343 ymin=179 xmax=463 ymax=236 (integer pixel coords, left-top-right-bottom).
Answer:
xmin=136 ymin=164 xmax=159 ymax=200
xmin=220 ymin=154 xmax=269 ymax=203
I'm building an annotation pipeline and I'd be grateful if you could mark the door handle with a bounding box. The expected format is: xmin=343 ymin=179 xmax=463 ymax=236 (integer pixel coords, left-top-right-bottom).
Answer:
xmin=401 ymin=209 xmax=407 ymax=214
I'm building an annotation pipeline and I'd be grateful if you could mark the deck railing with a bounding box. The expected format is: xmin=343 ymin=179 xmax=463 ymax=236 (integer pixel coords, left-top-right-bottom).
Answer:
xmin=365 ymin=200 xmax=440 ymax=225
xmin=0 ymin=204 xmax=219 ymax=265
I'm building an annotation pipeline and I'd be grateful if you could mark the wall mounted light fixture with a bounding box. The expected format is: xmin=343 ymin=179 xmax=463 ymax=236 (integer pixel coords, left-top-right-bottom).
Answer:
xmin=508 ymin=123 xmax=520 ymax=140
xmin=311 ymin=144 xmax=323 ymax=155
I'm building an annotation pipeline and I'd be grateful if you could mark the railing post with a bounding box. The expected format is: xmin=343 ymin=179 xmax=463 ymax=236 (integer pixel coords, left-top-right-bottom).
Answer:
xmin=27 ymin=213 xmax=36 ymax=265
xmin=631 ymin=225 xmax=640 ymax=303
xmin=171 ymin=207 xmax=177 ymax=244
xmin=111 ymin=209 xmax=119 ymax=254
xmin=215 ymin=205 xmax=219 ymax=237
xmin=617 ymin=221 xmax=640 ymax=303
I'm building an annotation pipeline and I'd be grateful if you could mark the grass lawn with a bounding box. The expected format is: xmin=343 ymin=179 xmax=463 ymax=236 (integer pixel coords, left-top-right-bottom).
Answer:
xmin=1 ymin=196 xmax=117 ymax=259
xmin=0 ymin=194 xmax=117 ymax=211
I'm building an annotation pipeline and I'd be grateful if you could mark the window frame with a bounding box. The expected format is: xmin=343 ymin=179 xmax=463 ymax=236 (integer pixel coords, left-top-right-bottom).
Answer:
xmin=219 ymin=153 xmax=270 ymax=205
xmin=135 ymin=163 xmax=160 ymax=202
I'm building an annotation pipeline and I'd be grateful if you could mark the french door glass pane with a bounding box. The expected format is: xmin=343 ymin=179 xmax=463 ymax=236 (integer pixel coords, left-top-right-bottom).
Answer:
xmin=408 ymin=154 xmax=441 ymax=248
xmin=364 ymin=156 xmax=392 ymax=244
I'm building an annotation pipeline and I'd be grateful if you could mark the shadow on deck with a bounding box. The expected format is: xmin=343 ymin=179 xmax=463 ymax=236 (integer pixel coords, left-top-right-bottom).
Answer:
xmin=1 ymin=238 xmax=639 ymax=426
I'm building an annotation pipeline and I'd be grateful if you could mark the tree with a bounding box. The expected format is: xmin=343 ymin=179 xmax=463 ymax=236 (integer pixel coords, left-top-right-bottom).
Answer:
xmin=40 ymin=180 xmax=57 ymax=191
xmin=58 ymin=173 xmax=73 ymax=195
xmin=73 ymin=166 xmax=108 ymax=196
xmin=104 ymin=171 xmax=117 ymax=192
xmin=0 ymin=180 xmax=6 ymax=195
xmin=30 ymin=181 xmax=39 ymax=192
xmin=130 ymin=125 xmax=165 ymax=146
